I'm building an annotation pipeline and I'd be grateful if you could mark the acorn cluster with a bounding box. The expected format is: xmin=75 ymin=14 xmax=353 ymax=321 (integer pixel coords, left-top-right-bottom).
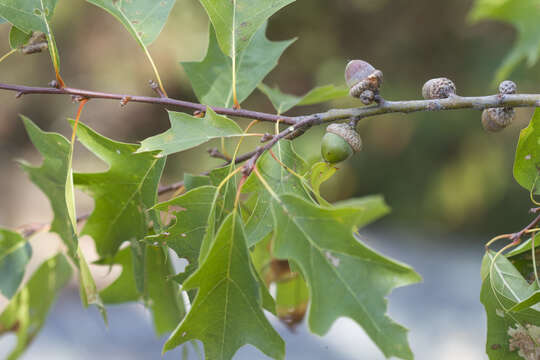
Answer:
xmin=320 ymin=60 xmax=518 ymax=164
xmin=481 ymin=80 xmax=517 ymax=132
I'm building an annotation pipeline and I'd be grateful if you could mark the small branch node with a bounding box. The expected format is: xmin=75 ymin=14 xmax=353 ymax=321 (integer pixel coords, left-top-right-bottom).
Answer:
xmin=48 ymin=80 xmax=60 ymax=89
xmin=71 ymin=95 xmax=88 ymax=103
xmin=149 ymin=80 xmax=167 ymax=98
xmin=193 ymin=110 xmax=205 ymax=118
xmin=207 ymin=147 xmax=231 ymax=161
xmin=120 ymin=96 xmax=131 ymax=107
xmin=260 ymin=133 xmax=273 ymax=142
xmin=15 ymin=91 xmax=23 ymax=99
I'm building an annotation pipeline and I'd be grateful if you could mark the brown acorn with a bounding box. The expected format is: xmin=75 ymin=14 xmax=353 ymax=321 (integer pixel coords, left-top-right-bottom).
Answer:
xmin=481 ymin=108 xmax=515 ymax=132
xmin=345 ymin=60 xmax=383 ymax=105
xmin=481 ymin=80 xmax=517 ymax=132
xmin=422 ymin=78 xmax=456 ymax=99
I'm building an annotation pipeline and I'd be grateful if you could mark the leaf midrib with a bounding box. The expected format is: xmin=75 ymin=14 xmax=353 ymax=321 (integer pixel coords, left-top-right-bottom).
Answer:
xmin=278 ymin=200 xmax=382 ymax=333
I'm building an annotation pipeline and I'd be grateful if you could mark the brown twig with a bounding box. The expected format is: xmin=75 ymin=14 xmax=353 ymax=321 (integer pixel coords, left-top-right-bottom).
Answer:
xmin=0 ymin=82 xmax=296 ymax=124
xmin=510 ymin=213 xmax=540 ymax=244
xmin=3 ymin=82 xmax=540 ymax=127
xmin=207 ymin=147 xmax=232 ymax=161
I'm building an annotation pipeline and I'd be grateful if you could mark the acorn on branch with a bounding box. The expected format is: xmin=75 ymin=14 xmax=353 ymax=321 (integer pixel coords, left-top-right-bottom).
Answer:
xmin=345 ymin=60 xmax=383 ymax=105
xmin=481 ymin=80 xmax=517 ymax=132
xmin=321 ymin=123 xmax=362 ymax=164
xmin=422 ymin=78 xmax=456 ymax=99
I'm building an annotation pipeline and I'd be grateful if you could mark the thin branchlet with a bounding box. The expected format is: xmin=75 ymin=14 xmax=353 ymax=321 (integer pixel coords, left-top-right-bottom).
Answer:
xmin=6 ymin=80 xmax=540 ymax=235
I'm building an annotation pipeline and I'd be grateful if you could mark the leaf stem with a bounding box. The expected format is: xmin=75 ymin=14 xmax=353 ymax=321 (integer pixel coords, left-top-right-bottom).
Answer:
xmin=142 ymin=45 xmax=167 ymax=97
xmin=71 ymin=99 xmax=88 ymax=144
xmin=0 ymin=49 xmax=16 ymax=64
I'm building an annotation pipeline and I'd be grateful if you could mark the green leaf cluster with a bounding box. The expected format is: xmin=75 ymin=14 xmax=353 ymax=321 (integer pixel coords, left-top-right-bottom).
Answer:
xmin=0 ymin=1 xmax=423 ymax=360
xmin=470 ymin=0 xmax=540 ymax=81
xmin=481 ymin=251 xmax=540 ymax=359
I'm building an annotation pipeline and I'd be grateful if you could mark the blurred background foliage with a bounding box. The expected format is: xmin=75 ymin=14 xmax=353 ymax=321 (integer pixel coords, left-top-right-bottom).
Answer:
xmin=0 ymin=0 xmax=539 ymax=239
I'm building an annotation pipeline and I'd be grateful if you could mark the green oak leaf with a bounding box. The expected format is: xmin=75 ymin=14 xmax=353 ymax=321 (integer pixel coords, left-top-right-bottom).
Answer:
xmin=258 ymin=83 xmax=349 ymax=114
xmin=138 ymin=108 xmax=243 ymax=155
xmin=182 ymin=23 xmax=294 ymax=108
xmin=507 ymin=233 xmax=540 ymax=258
xmin=0 ymin=228 xmax=31 ymax=299
xmin=243 ymin=140 xmax=310 ymax=246
xmin=8 ymin=26 xmax=31 ymax=49
xmin=163 ymin=213 xmax=285 ymax=360
xmin=270 ymin=194 xmax=421 ymax=360
xmin=20 ymin=117 xmax=106 ymax=321
xmin=19 ymin=117 xmax=77 ymax=257
xmin=0 ymin=0 xmax=61 ymax=71
xmin=194 ymin=166 xmax=241 ymax=265
xmin=513 ymin=109 xmax=540 ymax=194
xmin=73 ymin=121 xmax=165 ymax=258
xmin=510 ymin=290 xmax=540 ymax=312
xmin=97 ymin=245 xmax=185 ymax=335
xmin=309 ymin=161 xmax=336 ymax=207
xmin=198 ymin=0 xmax=293 ymax=57
xmin=86 ymin=0 xmax=175 ymax=46
xmin=470 ymin=0 xmax=540 ymax=81
xmin=0 ymin=254 xmax=72 ymax=360
xmin=183 ymin=173 xmax=211 ymax=191
xmin=151 ymin=185 xmax=217 ymax=283
xmin=480 ymin=251 xmax=540 ymax=359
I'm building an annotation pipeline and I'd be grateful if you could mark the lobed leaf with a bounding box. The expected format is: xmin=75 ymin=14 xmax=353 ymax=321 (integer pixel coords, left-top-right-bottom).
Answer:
xmin=0 ymin=254 xmax=72 ymax=360
xmin=138 ymin=109 xmax=243 ymax=155
xmin=198 ymin=0 xmax=294 ymax=58
xmin=151 ymin=185 xmax=217 ymax=283
xmin=73 ymin=121 xmax=165 ymax=258
xmin=0 ymin=228 xmax=31 ymax=299
xmin=86 ymin=0 xmax=175 ymax=46
xmin=243 ymin=140 xmax=310 ymax=246
xmin=513 ymin=109 xmax=540 ymax=194
xmin=270 ymin=193 xmax=420 ymax=360
xmin=163 ymin=213 xmax=285 ymax=360
xmin=259 ymin=83 xmax=349 ymax=114
xmin=97 ymin=245 xmax=185 ymax=335
xmin=0 ymin=0 xmax=62 ymax=72
xmin=20 ymin=117 xmax=106 ymax=321
xmin=183 ymin=173 xmax=211 ymax=191
xmin=480 ymin=251 xmax=540 ymax=359
xmin=309 ymin=161 xmax=336 ymax=207
xmin=182 ymin=23 xmax=294 ymax=108
xmin=506 ymin=233 xmax=540 ymax=258
xmin=470 ymin=0 xmax=540 ymax=81
xmin=8 ymin=26 xmax=31 ymax=49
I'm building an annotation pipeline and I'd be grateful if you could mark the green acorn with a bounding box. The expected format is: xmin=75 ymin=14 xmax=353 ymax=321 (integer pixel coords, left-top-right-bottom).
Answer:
xmin=321 ymin=123 xmax=362 ymax=164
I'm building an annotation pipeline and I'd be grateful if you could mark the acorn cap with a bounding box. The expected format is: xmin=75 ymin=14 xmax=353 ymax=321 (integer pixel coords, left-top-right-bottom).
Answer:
xmin=422 ymin=78 xmax=456 ymax=99
xmin=326 ymin=123 xmax=362 ymax=152
xmin=345 ymin=60 xmax=376 ymax=88
xmin=481 ymin=108 xmax=515 ymax=132
xmin=499 ymin=80 xmax=517 ymax=95
xmin=345 ymin=60 xmax=383 ymax=100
